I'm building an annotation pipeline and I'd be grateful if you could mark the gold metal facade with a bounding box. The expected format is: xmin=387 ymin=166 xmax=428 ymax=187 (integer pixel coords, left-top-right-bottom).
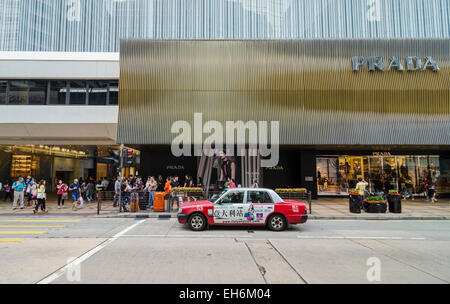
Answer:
xmin=118 ymin=39 xmax=449 ymax=146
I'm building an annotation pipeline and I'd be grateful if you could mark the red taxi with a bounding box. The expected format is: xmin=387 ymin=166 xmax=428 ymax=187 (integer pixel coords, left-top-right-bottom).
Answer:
xmin=177 ymin=188 xmax=308 ymax=231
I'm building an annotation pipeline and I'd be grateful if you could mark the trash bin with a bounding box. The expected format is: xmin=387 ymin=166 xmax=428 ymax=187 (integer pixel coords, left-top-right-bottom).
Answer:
xmin=164 ymin=194 xmax=171 ymax=212
xmin=349 ymin=194 xmax=362 ymax=213
xmin=153 ymin=192 xmax=165 ymax=212
xmin=387 ymin=194 xmax=402 ymax=213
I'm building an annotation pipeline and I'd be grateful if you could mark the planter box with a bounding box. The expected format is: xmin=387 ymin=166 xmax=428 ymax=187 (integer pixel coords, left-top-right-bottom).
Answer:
xmin=173 ymin=191 xmax=205 ymax=200
xmin=364 ymin=201 xmax=387 ymax=213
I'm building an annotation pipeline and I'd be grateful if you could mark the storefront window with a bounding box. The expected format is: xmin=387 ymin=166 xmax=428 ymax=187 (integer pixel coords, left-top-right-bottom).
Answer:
xmin=11 ymin=155 xmax=40 ymax=179
xmin=317 ymin=154 xmax=449 ymax=197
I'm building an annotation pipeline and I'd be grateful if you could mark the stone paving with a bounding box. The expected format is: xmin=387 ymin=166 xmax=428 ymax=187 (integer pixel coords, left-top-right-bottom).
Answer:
xmin=0 ymin=193 xmax=449 ymax=218
xmin=310 ymin=197 xmax=450 ymax=218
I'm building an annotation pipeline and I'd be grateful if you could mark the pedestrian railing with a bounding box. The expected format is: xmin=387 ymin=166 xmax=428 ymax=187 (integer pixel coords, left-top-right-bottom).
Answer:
xmin=96 ymin=190 xmax=312 ymax=215
xmin=96 ymin=190 xmax=207 ymax=215
xmin=276 ymin=191 xmax=312 ymax=214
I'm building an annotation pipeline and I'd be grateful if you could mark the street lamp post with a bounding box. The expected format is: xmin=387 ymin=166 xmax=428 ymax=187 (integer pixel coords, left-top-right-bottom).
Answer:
xmin=119 ymin=144 xmax=124 ymax=212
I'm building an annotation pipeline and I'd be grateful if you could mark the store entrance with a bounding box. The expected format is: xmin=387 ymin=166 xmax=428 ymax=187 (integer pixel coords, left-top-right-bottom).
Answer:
xmin=317 ymin=154 xmax=446 ymax=197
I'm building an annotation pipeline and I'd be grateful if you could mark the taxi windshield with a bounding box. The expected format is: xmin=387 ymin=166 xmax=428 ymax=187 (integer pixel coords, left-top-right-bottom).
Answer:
xmin=208 ymin=190 xmax=228 ymax=203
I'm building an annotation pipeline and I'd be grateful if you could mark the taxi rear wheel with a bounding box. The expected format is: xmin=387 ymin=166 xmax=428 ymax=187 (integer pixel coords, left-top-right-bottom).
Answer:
xmin=268 ymin=214 xmax=287 ymax=231
xmin=188 ymin=213 xmax=207 ymax=231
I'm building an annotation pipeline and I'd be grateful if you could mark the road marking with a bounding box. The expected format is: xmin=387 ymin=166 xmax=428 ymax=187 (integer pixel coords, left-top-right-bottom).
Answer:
xmin=123 ymin=234 xmax=254 ymax=238
xmin=0 ymin=225 xmax=65 ymax=228
xmin=0 ymin=239 xmax=24 ymax=243
xmin=0 ymin=231 xmax=46 ymax=235
xmin=0 ymin=220 xmax=80 ymax=223
xmin=37 ymin=219 xmax=146 ymax=284
xmin=297 ymin=236 xmax=425 ymax=240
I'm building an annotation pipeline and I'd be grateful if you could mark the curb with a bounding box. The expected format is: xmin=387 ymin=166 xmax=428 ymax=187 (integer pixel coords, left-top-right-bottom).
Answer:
xmin=93 ymin=213 xmax=450 ymax=221
xmin=308 ymin=215 xmax=450 ymax=221
xmin=94 ymin=213 xmax=177 ymax=219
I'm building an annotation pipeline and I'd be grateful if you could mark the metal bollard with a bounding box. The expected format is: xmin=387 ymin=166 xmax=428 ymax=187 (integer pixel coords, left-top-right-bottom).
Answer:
xmin=308 ymin=191 xmax=312 ymax=215
xmin=97 ymin=192 xmax=101 ymax=215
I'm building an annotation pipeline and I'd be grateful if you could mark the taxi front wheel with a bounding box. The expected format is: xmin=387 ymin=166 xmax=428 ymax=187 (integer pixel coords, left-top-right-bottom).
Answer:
xmin=268 ymin=214 xmax=287 ymax=231
xmin=188 ymin=213 xmax=207 ymax=231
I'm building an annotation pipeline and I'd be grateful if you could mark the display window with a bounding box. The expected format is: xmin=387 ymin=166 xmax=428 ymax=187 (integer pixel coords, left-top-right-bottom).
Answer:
xmin=317 ymin=155 xmax=448 ymax=197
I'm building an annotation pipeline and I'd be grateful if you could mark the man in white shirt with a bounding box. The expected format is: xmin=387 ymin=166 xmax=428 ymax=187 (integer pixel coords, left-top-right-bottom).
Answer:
xmin=101 ymin=177 xmax=109 ymax=190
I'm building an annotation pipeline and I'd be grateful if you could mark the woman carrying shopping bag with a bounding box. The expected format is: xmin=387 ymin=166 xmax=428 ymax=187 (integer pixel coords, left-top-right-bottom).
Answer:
xmin=33 ymin=180 xmax=48 ymax=214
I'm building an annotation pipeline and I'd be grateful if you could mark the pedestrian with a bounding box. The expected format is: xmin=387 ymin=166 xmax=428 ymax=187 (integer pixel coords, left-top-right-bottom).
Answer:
xmin=113 ymin=176 xmax=121 ymax=207
xmin=11 ymin=177 xmax=26 ymax=210
xmin=101 ymin=177 xmax=109 ymax=191
xmin=121 ymin=179 xmax=132 ymax=212
xmin=34 ymin=180 xmax=48 ymax=214
xmin=355 ymin=178 xmax=369 ymax=197
xmin=86 ymin=181 xmax=94 ymax=202
xmin=197 ymin=177 xmax=203 ymax=188
xmin=404 ymin=176 xmax=414 ymax=200
xmin=133 ymin=177 xmax=144 ymax=192
xmin=184 ymin=175 xmax=194 ymax=188
xmin=25 ymin=177 xmax=34 ymax=207
xmin=230 ymin=179 xmax=237 ymax=188
xmin=80 ymin=181 xmax=88 ymax=200
xmin=251 ymin=178 xmax=259 ymax=188
xmin=30 ymin=178 xmax=38 ymax=207
xmin=56 ymin=180 xmax=68 ymax=209
xmin=156 ymin=175 xmax=164 ymax=192
xmin=224 ymin=177 xmax=232 ymax=189
xmin=3 ymin=181 xmax=12 ymax=202
xmin=145 ymin=176 xmax=157 ymax=209
xmin=69 ymin=179 xmax=81 ymax=211
xmin=171 ymin=176 xmax=180 ymax=189
xmin=129 ymin=175 xmax=136 ymax=187
xmin=425 ymin=176 xmax=437 ymax=203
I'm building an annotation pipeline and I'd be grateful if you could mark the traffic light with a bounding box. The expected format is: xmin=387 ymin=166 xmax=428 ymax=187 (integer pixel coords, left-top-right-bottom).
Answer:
xmin=125 ymin=149 xmax=134 ymax=167
xmin=109 ymin=150 xmax=121 ymax=166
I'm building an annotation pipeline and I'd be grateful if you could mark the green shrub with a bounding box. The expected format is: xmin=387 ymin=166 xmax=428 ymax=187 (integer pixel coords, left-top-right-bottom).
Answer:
xmin=365 ymin=196 xmax=384 ymax=202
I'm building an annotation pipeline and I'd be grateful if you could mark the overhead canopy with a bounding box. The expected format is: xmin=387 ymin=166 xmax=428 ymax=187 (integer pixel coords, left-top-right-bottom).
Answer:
xmin=117 ymin=39 xmax=449 ymax=146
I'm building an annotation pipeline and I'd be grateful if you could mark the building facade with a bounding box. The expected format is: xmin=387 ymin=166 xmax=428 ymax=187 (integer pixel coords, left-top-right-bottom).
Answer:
xmin=0 ymin=0 xmax=448 ymax=197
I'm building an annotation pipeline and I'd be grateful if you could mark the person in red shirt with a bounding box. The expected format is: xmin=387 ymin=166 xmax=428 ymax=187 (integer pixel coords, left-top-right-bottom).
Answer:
xmin=56 ymin=180 xmax=68 ymax=209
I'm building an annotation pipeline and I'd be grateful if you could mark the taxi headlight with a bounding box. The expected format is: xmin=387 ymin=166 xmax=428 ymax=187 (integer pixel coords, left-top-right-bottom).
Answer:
xmin=178 ymin=208 xmax=183 ymax=214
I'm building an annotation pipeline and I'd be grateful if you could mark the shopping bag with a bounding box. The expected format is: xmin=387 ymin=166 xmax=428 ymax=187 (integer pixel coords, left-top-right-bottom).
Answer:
xmin=78 ymin=196 xmax=84 ymax=207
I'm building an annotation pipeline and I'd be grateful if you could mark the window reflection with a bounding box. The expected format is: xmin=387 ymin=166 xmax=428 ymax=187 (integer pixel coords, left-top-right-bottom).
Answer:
xmin=8 ymin=80 xmax=28 ymax=104
xmin=49 ymin=81 xmax=67 ymax=104
xmin=0 ymin=81 xmax=7 ymax=104
xmin=69 ymin=81 xmax=87 ymax=105
xmin=28 ymin=80 xmax=48 ymax=105
xmin=88 ymin=81 xmax=107 ymax=105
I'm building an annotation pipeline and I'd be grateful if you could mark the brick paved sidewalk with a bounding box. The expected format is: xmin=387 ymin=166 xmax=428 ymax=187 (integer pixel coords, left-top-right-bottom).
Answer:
xmin=310 ymin=197 xmax=450 ymax=218
xmin=0 ymin=194 xmax=449 ymax=218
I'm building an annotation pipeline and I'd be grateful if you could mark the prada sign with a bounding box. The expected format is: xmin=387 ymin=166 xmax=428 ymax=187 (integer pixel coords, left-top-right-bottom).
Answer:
xmin=352 ymin=56 xmax=439 ymax=72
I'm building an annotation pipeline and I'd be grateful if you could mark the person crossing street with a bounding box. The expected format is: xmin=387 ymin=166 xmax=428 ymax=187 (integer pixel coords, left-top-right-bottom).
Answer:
xmin=69 ymin=179 xmax=81 ymax=211
xmin=11 ymin=177 xmax=26 ymax=210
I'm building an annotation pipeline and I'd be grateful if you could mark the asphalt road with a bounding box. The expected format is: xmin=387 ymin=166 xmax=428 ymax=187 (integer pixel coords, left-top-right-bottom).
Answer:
xmin=0 ymin=216 xmax=449 ymax=284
